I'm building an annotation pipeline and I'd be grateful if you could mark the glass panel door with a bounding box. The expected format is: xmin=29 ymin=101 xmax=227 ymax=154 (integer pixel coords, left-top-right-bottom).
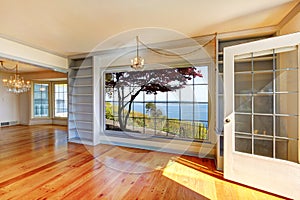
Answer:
xmin=224 ymin=32 xmax=300 ymax=199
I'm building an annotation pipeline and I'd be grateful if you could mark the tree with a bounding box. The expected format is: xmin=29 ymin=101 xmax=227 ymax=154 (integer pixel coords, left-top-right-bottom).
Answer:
xmin=105 ymin=67 xmax=202 ymax=130
xmin=145 ymin=102 xmax=162 ymax=117
xmin=105 ymin=102 xmax=114 ymax=120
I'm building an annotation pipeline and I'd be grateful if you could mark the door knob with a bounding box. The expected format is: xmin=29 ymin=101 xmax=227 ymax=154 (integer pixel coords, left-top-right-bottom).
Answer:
xmin=225 ymin=118 xmax=231 ymax=123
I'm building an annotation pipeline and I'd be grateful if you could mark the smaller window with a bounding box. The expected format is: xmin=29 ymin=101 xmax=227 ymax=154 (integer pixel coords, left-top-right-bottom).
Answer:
xmin=54 ymin=83 xmax=68 ymax=118
xmin=33 ymin=83 xmax=49 ymax=117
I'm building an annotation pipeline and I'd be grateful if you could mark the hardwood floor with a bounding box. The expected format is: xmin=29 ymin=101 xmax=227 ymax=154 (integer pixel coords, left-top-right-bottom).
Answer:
xmin=0 ymin=125 xmax=287 ymax=200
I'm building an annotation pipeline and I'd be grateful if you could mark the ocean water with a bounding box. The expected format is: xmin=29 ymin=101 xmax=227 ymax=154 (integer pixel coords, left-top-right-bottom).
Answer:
xmin=132 ymin=102 xmax=208 ymax=123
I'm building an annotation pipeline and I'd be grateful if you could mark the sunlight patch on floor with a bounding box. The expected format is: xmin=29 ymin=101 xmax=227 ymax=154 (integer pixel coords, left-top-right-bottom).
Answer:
xmin=163 ymin=160 xmax=217 ymax=199
xmin=162 ymin=160 xmax=283 ymax=200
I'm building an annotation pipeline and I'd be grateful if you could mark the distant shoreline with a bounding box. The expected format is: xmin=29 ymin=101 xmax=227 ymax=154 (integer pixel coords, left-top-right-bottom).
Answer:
xmin=107 ymin=101 xmax=209 ymax=126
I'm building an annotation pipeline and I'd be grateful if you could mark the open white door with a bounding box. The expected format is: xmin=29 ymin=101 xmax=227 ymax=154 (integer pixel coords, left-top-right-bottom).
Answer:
xmin=224 ymin=32 xmax=300 ymax=199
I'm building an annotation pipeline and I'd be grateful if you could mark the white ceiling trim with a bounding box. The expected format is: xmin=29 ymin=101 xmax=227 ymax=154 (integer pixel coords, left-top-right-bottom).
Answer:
xmin=0 ymin=37 xmax=68 ymax=72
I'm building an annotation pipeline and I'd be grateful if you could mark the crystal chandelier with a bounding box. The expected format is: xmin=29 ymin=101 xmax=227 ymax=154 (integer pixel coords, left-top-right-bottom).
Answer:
xmin=1 ymin=61 xmax=31 ymax=94
xmin=131 ymin=36 xmax=144 ymax=70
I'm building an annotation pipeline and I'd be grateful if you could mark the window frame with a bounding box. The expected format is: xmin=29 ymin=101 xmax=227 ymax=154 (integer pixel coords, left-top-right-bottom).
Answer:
xmin=31 ymin=81 xmax=51 ymax=119
xmin=52 ymin=82 xmax=68 ymax=119
xmin=31 ymin=81 xmax=68 ymax=119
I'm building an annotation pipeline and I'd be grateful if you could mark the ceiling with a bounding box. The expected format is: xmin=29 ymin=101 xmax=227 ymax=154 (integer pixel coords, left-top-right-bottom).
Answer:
xmin=0 ymin=0 xmax=298 ymax=58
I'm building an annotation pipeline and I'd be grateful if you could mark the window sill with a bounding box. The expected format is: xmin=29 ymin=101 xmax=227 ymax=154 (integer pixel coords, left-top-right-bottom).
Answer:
xmin=53 ymin=117 xmax=68 ymax=120
xmin=100 ymin=131 xmax=216 ymax=158
xmin=31 ymin=117 xmax=51 ymax=120
xmin=103 ymin=129 xmax=210 ymax=144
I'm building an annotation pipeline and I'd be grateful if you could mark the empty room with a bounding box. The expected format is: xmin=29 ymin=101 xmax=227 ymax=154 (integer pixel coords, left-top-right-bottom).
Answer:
xmin=0 ymin=1 xmax=300 ymax=199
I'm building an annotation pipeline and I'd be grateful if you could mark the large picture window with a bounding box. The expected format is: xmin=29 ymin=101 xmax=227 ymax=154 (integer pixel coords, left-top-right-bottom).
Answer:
xmin=105 ymin=66 xmax=209 ymax=140
xmin=33 ymin=83 xmax=49 ymax=117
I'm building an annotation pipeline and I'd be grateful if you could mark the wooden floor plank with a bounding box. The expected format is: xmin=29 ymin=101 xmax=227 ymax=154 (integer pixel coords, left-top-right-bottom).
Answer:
xmin=0 ymin=125 xmax=288 ymax=200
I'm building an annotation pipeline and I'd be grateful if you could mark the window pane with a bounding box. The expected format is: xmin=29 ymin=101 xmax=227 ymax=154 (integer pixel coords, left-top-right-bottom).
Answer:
xmin=33 ymin=83 xmax=49 ymax=117
xmin=276 ymin=93 xmax=298 ymax=115
xmin=235 ymin=96 xmax=251 ymax=113
xmin=155 ymin=103 xmax=167 ymax=117
xmin=235 ymin=114 xmax=251 ymax=133
xmin=168 ymin=90 xmax=180 ymax=102
xmin=144 ymin=92 xmax=155 ymax=102
xmin=254 ymin=95 xmax=273 ymax=114
xmin=253 ymin=60 xmax=273 ymax=71
xmin=155 ymin=91 xmax=167 ymax=102
xmin=235 ymin=134 xmax=252 ymax=154
xmin=181 ymin=103 xmax=194 ymax=120
xmin=235 ymin=61 xmax=251 ymax=72
xmin=168 ymin=103 xmax=179 ymax=119
xmin=275 ymin=116 xmax=298 ymax=139
xmin=181 ymin=86 xmax=194 ymax=102
xmin=254 ymin=136 xmax=273 ymax=158
xmin=275 ymin=139 xmax=298 ymax=163
xmin=275 ymin=70 xmax=297 ymax=92
xmin=54 ymin=83 xmax=68 ymax=118
xmin=194 ymin=66 xmax=208 ymax=84
xmin=254 ymin=115 xmax=273 ymax=136
xmin=194 ymin=85 xmax=208 ymax=102
xmin=194 ymin=103 xmax=208 ymax=122
xmin=235 ymin=74 xmax=252 ymax=94
xmin=253 ymin=73 xmax=273 ymax=93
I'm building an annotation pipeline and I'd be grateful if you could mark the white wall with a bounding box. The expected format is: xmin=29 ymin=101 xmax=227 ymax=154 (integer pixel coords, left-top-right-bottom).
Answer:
xmin=0 ymin=73 xmax=20 ymax=123
xmin=19 ymin=92 xmax=30 ymax=125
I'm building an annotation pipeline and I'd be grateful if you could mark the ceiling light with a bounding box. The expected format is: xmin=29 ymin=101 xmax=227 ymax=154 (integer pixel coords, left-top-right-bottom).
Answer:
xmin=1 ymin=61 xmax=31 ymax=94
xmin=131 ymin=36 xmax=144 ymax=70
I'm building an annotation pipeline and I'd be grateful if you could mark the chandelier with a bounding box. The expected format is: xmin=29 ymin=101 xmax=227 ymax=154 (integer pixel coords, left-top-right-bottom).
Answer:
xmin=131 ymin=36 xmax=144 ymax=70
xmin=1 ymin=61 xmax=31 ymax=94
